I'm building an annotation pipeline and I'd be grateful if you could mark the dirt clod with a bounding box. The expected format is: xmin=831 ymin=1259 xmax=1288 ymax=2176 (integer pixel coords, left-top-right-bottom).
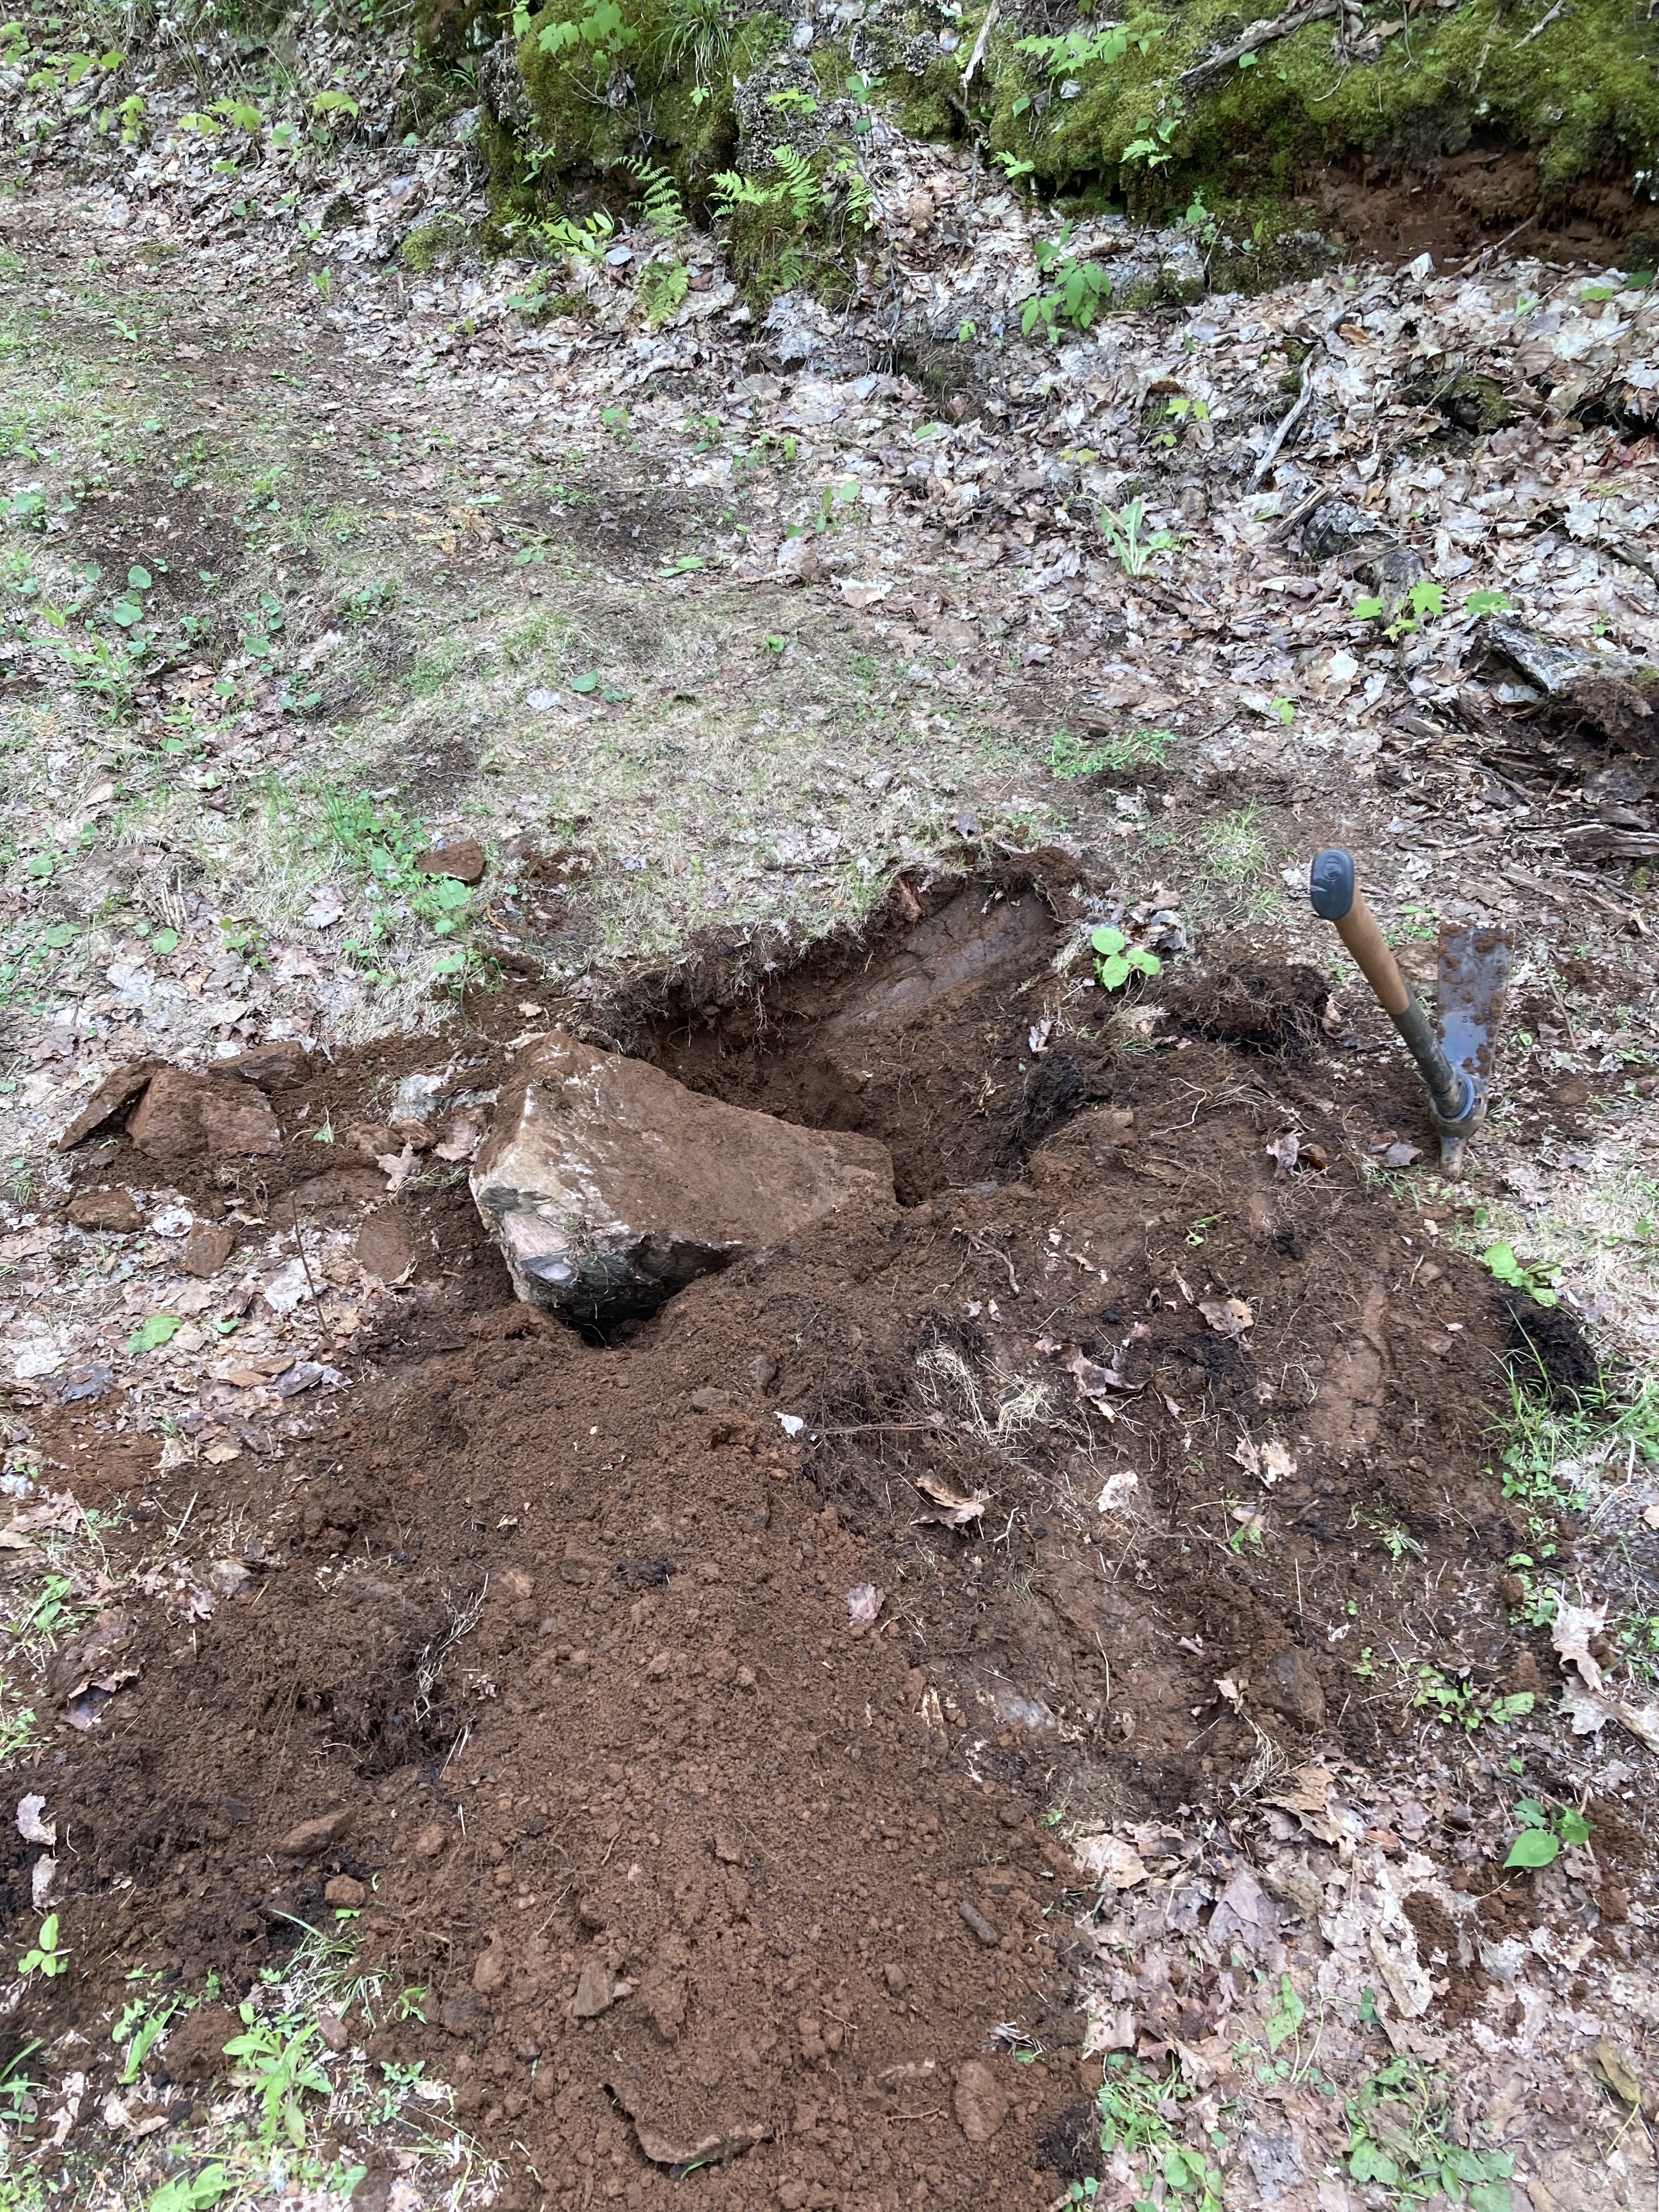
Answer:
xmin=67 ymin=1188 xmax=142 ymax=1233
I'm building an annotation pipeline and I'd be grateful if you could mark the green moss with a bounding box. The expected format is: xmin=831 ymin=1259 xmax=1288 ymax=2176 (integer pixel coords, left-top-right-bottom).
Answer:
xmin=399 ymin=214 xmax=473 ymax=271
xmin=976 ymin=0 xmax=1659 ymax=213
xmin=515 ymin=0 xmax=786 ymax=201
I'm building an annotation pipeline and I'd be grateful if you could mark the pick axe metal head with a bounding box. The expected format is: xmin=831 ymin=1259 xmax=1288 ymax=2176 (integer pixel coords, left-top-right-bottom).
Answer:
xmin=1310 ymin=849 xmax=1511 ymax=1177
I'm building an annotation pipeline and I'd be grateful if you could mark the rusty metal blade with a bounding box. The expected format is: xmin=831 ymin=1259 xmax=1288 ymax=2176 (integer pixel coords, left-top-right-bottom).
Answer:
xmin=1436 ymin=921 xmax=1512 ymax=1091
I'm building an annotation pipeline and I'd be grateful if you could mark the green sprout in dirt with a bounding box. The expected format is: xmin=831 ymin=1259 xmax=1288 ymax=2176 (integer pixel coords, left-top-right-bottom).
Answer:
xmin=222 ymin=2004 xmax=332 ymax=2149
xmin=1100 ymin=496 xmax=1184 ymax=578
xmin=1412 ymin=1664 xmax=1533 ymax=1734
xmin=1050 ymin=726 xmax=1173 ymax=778
xmin=1064 ymin=2053 xmax=1223 ymax=2209
xmin=149 ymin=2165 xmax=231 ymax=2212
xmin=1023 ymin=225 xmax=1114 ymax=338
xmin=1504 ymin=1797 xmax=1592 ymax=1869
xmin=1355 ymin=580 xmax=1516 ymax=645
xmin=1482 ymin=1241 xmax=1558 ymax=1307
xmin=1487 ymin=1360 xmax=1659 ymax=1520
xmin=18 ymin=1912 xmax=67 ymax=1978
xmin=1344 ymin=2053 xmax=1515 ymax=2206
xmin=1092 ymin=925 xmax=1160 ymax=991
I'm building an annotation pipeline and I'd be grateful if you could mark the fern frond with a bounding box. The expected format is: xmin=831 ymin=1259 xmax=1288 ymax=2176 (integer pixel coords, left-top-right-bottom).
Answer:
xmin=633 ymin=158 xmax=687 ymax=242
xmin=771 ymin=143 xmax=820 ymax=224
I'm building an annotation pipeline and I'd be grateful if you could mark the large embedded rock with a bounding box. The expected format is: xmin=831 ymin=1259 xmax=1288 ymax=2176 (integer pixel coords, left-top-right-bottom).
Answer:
xmin=471 ymin=1031 xmax=893 ymax=1322
xmin=127 ymin=1069 xmax=281 ymax=1161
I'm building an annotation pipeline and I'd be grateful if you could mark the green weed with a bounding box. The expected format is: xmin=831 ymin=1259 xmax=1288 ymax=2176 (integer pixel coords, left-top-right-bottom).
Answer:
xmin=1411 ymin=1664 xmax=1533 ymax=1734
xmin=1503 ymin=1797 xmax=1590 ymax=1869
xmin=1049 ymin=726 xmax=1173 ymax=777
xmin=1100 ymin=496 xmax=1183 ymax=577
xmin=222 ymin=2005 xmax=332 ymax=2149
xmin=18 ymin=1912 xmax=67 ymax=1979
xmin=1344 ymin=2054 xmax=1514 ymax=2206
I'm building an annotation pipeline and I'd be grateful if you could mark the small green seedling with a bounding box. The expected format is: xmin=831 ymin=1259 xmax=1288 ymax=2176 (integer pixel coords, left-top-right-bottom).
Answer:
xmin=1355 ymin=576 xmax=1444 ymax=639
xmin=19 ymin=1913 xmax=67 ymax=1978
xmin=222 ymin=2006 xmax=332 ymax=2149
xmin=1504 ymin=1798 xmax=1591 ymax=1869
xmin=1092 ymin=925 xmax=1160 ymax=990
xmin=149 ymin=2165 xmax=230 ymax=2212
xmin=1482 ymin=1242 xmax=1557 ymax=1307
xmin=1101 ymin=496 xmax=1184 ymax=578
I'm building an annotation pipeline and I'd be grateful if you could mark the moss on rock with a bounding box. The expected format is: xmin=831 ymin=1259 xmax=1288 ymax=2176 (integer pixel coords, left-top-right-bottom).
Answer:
xmin=975 ymin=0 xmax=1659 ymax=217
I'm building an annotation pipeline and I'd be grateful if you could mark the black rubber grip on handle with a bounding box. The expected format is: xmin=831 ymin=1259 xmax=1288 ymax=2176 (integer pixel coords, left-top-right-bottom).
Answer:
xmin=1310 ymin=848 xmax=1355 ymax=922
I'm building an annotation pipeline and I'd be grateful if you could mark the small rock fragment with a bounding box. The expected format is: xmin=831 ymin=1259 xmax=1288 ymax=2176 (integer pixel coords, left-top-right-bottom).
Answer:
xmin=572 ymin=1962 xmax=617 ymax=2017
xmin=324 ymin=1875 xmax=367 ymax=1909
xmin=957 ymin=1899 xmax=1000 ymax=1946
xmin=278 ymin=1806 xmax=355 ymax=1857
xmin=473 ymin=1943 xmax=510 ymax=1995
xmin=413 ymin=1822 xmax=450 ymax=1859
xmin=952 ymin=2058 xmax=1008 ymax=2143
xmin=56 ymin=1061 xmax=160 ymax=1150
xmin=315 ymin=2009 xmax=349 ymax=2053
xmin=67 ymin=1189 xmax=142 ymax=1234
xmin=713 ymin=1829 xmax=743 ymax=1865
xmin=1260 ymin=1646 xmax=1327 ymax=1726
xmin=227 ymin=1041 xmax=314 ymax=1092
xmin=357 ymin=1210 xmax=417 ymax=1284
xmin=183 ymin=1221 xmax=238 ymax=1278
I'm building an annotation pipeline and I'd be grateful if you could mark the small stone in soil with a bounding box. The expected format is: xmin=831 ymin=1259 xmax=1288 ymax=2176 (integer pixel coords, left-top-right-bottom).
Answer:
xmin=183 ymin=1221 xmax=238 ymax=1277
xmin=67 ymin=1188 xmax=142 ymax=1233
xmin=1260 ymin=1645 xmax=1327 ymax=1726
xmin=277 ymin=1805 xmax=355 ymax=1856
xmin=953 ymin=2058 xmax=1008 ymax=2142
xmin=324 ymin=1874 xmax=367 ymax=1908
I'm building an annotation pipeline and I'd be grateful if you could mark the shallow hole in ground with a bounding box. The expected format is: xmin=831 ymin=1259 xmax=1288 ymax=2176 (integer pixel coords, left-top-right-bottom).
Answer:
xmin=635 ymin=878 xmax=1121 ymax=1204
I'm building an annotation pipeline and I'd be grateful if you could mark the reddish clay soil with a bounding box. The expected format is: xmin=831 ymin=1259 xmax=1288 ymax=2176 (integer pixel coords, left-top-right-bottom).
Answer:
xmin=9 ymin=879 xmax=1571 ymax=2208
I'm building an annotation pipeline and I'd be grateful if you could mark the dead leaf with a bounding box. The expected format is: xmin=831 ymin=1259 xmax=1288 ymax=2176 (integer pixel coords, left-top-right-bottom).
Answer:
xmin=915 ymin=1471 xmax=990 ymax=1527
xmin=1562 ymin=1680 xmax=1659 ymax=1754
xmin=5 ymin=1489 xmax=86 ymax=1537
xmin=1266 ymin=1132 xmax=1300 ymax=1174
xmin=1596 ymin=2038 xmax=1644 ymax=2107
xmin=1233 ymin=1435 xmax=1295 ymax=1485
xmin=1073 ymin=1832 xmax=1149 ymax=1888
xmin=32 ymin=1853 xmax=55 ymax=1909
xmin=1062 ymin=1347 xmax=1140 ymax=1398
xmin=1381 ymin=1142 xmax=1422 ymax=1168
xmin=16 ymin=1793 xmax=55 ymax=1846
xmin=432 ymin=1109 xmax=484 ymax=1162
xmin=1199 ymin=1297 xmax=1254 ymax=1338
xmin=376 ymin=1143 xmax=420 ymax=1191
xmin=1552 ymin=1599 xmax=1609 ymax=1691
xmin=845 ymin=1583 xmax=884 ymax=1626
xmin=1096 ymin=1469 xmax=1140 ymax=1516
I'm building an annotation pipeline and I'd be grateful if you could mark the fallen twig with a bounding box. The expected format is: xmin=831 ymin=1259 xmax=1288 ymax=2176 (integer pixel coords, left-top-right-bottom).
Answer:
xmin=1249 ymin=349 xmax=1321 ymax=489
xmin=1179 ymin=0 xmax=1338 ymax=91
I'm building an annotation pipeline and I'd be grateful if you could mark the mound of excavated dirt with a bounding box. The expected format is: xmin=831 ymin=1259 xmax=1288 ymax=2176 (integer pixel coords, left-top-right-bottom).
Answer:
xmin=17 ymin=884 xmax=1572 ymax=2209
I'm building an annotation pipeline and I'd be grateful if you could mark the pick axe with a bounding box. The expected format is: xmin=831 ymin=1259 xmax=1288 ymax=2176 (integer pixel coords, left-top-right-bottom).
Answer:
xmin=1310 ymin=847 xmax=1511 ymax=1178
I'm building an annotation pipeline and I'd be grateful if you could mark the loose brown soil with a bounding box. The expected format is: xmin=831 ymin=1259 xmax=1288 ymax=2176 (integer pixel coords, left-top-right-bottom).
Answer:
xmin=13 ymin=879 xmax=1564 ymax=2208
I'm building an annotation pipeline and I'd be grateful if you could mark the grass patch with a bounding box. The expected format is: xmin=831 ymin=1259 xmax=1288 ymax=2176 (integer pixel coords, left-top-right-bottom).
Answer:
xmin=1049 ymin=724 xmax=1173 ymax=777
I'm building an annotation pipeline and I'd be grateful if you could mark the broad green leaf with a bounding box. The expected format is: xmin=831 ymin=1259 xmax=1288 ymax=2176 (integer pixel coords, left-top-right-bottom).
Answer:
xmin=1558 ymin=1807 xmax=1592 ymax=1846
xmin=1090 ymin=926 xmax=1126 ymax=955
xmin=1504 ymin=1829 xmax=1559 ymax=1869
xmin=570 ymin=671 xmax=600 ymax=693
xmin=127 ymin=564 xmax=151 ymax=589
xmin=151 ymin=927 xmax=179 ymax=954
xmin=127 ymin=1313 xmax=182 ymax=1355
